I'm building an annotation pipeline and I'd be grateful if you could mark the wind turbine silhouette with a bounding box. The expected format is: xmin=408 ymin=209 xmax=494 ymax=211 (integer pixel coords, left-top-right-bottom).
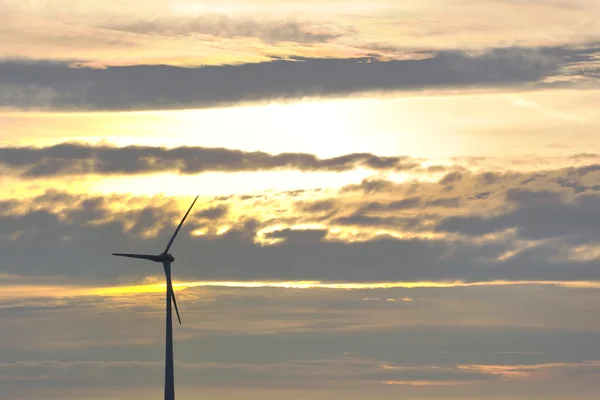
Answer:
xmin=112 ymin=195 xmax=198 ymax=400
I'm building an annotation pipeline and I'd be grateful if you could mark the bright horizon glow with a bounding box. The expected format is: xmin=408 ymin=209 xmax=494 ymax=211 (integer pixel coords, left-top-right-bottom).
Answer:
xmin=3 ymin=279 xmax=600 ymax=300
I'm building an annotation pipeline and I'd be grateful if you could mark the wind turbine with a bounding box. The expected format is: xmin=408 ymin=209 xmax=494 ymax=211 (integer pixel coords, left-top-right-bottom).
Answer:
xmin=112 ymin=195 xmax=198 ymax=400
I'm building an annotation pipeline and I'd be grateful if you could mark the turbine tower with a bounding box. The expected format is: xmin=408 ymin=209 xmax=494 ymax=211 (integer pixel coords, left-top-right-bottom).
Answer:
xmin=112 ymin=195 xmax=198 ymax=400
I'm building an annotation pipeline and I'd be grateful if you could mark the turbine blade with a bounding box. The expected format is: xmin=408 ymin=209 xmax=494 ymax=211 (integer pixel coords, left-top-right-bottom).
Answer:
xmin=163 ymin=261 xmax=182 ymax=325
xmin=164 ymin=195 xmax=199 ymax=254
xmin=170 ymin=285 xmax=182 ymax=325
xmin=112 ymin=253 xmax=161 ymax=262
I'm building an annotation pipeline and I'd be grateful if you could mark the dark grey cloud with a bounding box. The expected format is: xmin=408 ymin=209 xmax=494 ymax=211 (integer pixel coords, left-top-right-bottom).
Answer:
xmin=1 ymin=45 xmax=598 ymax=110
xmin=0 ymin=143 xmax=419 ymax=177
xmin=333 ymin=214 xmax=427 ymax=231
xmin=438 ymin=191 xmax=600 ymax=241
xmin=264 ymin=228 xmax=328 ymax=242
xmin=341 ymin=178 xmax=396 ymax=194
xmin=297 ymin=199 xmax=339 ymax=214
xmin=440 ymin=171 xmax=465 ymax=185
xmin=343 ymin=162 xmax=600 ymax=198
xmin=366 ymin=197 xmax=421 ymax=211
xmin=197 ymin=205 xmax=229 ymax=220
xmin=103 ymin=17 xmax=345 ymax=44
xmin=505 ymin=187 xmax=565 ymax=206
xmin=357 ymin=197 xmax=461 ymax=213
xmin=429 ymin=196 xmax=462 ymax=207
xmin=1 ymin=189 xmax=600 ymax=284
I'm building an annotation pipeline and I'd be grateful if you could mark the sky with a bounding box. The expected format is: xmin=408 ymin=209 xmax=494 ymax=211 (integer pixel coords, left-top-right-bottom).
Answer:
xmin=2 ymin=0 xmax=600 ymax=399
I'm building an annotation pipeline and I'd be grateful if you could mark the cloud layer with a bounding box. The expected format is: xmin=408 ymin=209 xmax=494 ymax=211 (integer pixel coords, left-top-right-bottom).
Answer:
xmin=3 ymin=282 xmax=600 ymax=398
xmin=2 ymin=45 xmax=599 ymax=110
xmin=1 ymin=155 xmax=599 ymax=284
xmin=3 ymin=0 xmax=600 ymax=71
xmin=0 ymin=143 xmax=418 ymax=177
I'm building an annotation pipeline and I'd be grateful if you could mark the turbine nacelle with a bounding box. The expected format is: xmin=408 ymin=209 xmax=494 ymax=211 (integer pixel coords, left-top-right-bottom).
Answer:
xmin=161 ymin=253 xmax=175 ymax=263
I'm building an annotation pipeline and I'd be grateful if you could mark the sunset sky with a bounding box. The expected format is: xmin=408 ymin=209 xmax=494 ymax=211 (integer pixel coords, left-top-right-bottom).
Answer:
xmin=2 ymin=0 xmax=600 ymax=399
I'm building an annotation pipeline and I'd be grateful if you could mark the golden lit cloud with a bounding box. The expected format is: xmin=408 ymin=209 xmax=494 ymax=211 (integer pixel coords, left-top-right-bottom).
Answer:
xmin=1 ymin=0 xmax=599 ymax=66
xmin=383 ymin=380 xmax=472 ymax=386
xmin=458 ymin=362 xmax=600 ymax=381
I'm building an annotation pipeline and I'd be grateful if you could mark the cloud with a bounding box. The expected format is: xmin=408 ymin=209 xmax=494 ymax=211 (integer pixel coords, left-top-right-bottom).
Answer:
xmin=0 ymin=189 xmax=597 ymax=284
xmin=437 ymin=191 xmax=600 ymax=241
xmin=458 ymin=362 xmax=600 ymax=381
xmin=4 ymin=276 xmax=600 ymax=399
xmin=5 ymin=347 xmax=598 ymax=391
xmin=357 ymin=196 xmax=462 ymax=213
xmin=263 ymin=228 xmax=328 ymax=243
xmin=0 ymin=143 xmax=419 ymax=177
xmin=1 ymin=159 xmax=600 ymax=284
xmin=197 ymin=205 xmax=229 ymax=220
xmin=332 ymin=214 xmax=427 ymax=231
xmin=297 ymin=199 xmax=339 ymax=214
xmin=0 ymin=358 xmax=496 ymax=391
xmin=103 ymin=17 xmax=346 ymax=44
xmin=439 ymin=171 xmax=465 ymax=185
xmin=505 ymin=187 xmax=566 ymax=206
xmin=341 ymin=178 xmax=397 ymax=194
xmin=1 ymin=45 xmax=598 ymax=110
xmin=3 ymin=0 xmax=600 ymax=73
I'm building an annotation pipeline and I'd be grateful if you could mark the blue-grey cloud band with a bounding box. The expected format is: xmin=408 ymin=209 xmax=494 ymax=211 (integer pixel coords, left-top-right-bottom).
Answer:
xmin=0 ymin=144 xmax=420 ymax=177
xmin=1 ymin=45 xmax=598 ymax=111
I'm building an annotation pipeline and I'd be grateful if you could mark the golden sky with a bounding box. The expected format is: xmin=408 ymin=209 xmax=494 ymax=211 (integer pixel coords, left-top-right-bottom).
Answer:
xmin=2 ymin=1 xmax=600 ymax=399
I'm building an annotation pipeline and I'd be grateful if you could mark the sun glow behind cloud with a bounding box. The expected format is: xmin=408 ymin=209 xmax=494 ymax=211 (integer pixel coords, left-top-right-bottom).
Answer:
xmin=84 ymin=169 xmax=377 ymax=197
xmin=3 ymin=88 xmax=599 ymax=164
xmin=2 ymin=87 xmax=599 ymax=206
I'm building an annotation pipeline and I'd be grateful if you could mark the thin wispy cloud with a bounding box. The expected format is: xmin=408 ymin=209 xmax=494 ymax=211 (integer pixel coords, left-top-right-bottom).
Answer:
xmin=102 ymin=17 xmax=348 ymax=44
xmin=3 ymin=0 xmax=600 ymax=68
